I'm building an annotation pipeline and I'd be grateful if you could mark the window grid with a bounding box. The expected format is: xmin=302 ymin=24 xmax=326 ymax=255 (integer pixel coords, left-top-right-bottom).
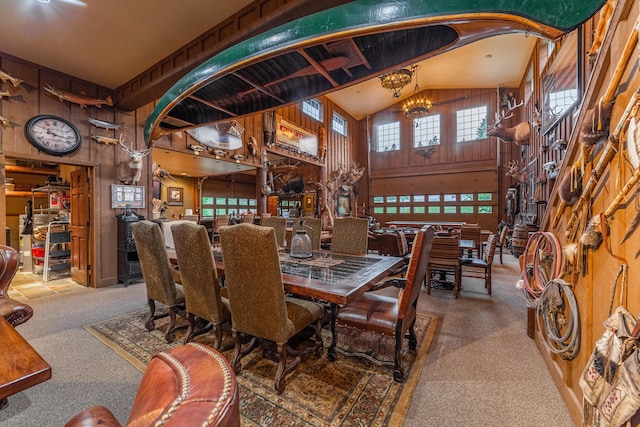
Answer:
xmin=414 ymin=114 xmax=441 ymax=147
xmin=456 ymin=105 xmax=487 ymax=142
xmin=332 ymin=112 xmax=347 ymax=136
xmin=376 ymin=122 xmax=400 ymax=152
xmin=302 ymin=99 xmax=322 ymax=121
xmin=370 ymin=192 xmax=497 ymax=217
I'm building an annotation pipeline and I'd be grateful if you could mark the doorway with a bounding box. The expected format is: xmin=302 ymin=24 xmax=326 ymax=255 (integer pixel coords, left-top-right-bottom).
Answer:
xmin=5 ymin=160 xmax=92 ymax=288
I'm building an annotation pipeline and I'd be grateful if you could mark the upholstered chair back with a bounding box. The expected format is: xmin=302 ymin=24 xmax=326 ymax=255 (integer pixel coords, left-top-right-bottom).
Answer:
xmin=260 ymin=216 xmax=287 ymax=247
xmin=398 ymin=226 xmax=434 ymax=330
xmin=300 ymin=217 xmax=322 ymax=250
xmin=241 ymin=213 xmax=255 ymax=224
xmin=331 ymin=217 xmax=369 ymax=254
xmin=131 ymin=221 xmax=180 ymax=306
xmin=397 ymin=231 xmax=410 ymax=256
xmin=219 ymin=223 xmax=291 ymax=343
xmin=376 ymin=232 xmax=401 ymax=256
xmin=171 ymin=222 xmax=228 ymax=326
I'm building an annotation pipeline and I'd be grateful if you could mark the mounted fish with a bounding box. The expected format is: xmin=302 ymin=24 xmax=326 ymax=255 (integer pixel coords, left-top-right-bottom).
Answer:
xmin=44 ymin=84 xmax=113 ymax=109
xmin=88 ymin=117 xmax=123 ymax=130
xmin=91 ymin=134 xmax=119 ymax=145
xmin=0 ymin=69 xmax=24 ymax=88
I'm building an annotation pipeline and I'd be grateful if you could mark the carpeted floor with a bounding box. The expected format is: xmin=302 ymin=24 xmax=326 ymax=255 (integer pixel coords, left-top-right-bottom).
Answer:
xmin=86 ymin=309 xmax=438 ymax=426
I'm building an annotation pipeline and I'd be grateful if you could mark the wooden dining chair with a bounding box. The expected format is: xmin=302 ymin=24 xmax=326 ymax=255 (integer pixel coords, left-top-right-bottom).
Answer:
xmin=460 ymin=224 xmax=481 ymax=257
xmin=461 ymin=233 xmax=498 ymax=295
xmin=331 ymin=217 xmax=369 ymax=255
xmin=426 ymin=235 xmax=462 ymax=298
xmin=260 ymin=216 xmax=287 ymax=247
xmin=131 ymin=220 xmax=186 ymax=343
xmin=331 ymin=225 xmax=434 ymax=382
xmin=171 ymin=222 xmax=231 ymax=348
xmin=218 ymin=223 xmax=324 ymax=394
xmin=211 ymin=214 xmax=230 ymax=244
xmin=241 ymin=213 xmax=255 ymax=224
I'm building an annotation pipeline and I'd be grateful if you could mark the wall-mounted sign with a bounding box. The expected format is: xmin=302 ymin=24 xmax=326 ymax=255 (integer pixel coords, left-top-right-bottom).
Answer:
xmin=276 ymin=116 xmax=318 ymax=157
xmin=112 ymin=184 xmax=145 ymax=209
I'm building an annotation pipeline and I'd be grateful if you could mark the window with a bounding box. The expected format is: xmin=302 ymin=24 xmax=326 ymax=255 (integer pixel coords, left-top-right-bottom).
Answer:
xmin=376 ymin=122 xmax=400 ymax=152
xmin=444 ymin=194 xmax=457 ymax=202
xmin=460 ymin=194 xmax=474 ymax=201
xmin=399 ymin=195 xmax=411 ymax=203
xmin=332 ymin=112 xmax=347 ymax=136
xmin=414 ymin=114 xmax=440 ymax=147
xmin=414 ymin=195 xmax=425 ymax=203
xmin=478 ymin=206 xmax=493 ymax=214
xmin=460 ymin=206 xmax=474 ymax=214
xmin=413 ymin=206 xmax=425 ymax=214
xmin=386 ymin=196 xmax=397 ymax=203
xmin=456 ymin=106 xmax=487 ymax=142
xmin=478 ymin=193 xmax=492 ymax=201
xmin=373 ymin=196 xmax=384 ymax=204
xmin=373 ymin=207 xmax=384 ymax=214
xmin=302 ymin=99 xmax=322 ymax=121
xmin=444 ymin=206 xmax=457 ymax=214
xmin=428 ymin=194 xmax=440 ymax=202
xmin=399 ymin=206 xmax=411 ymax=214
xmin=428 ymin=206 xmax=441 ymax=214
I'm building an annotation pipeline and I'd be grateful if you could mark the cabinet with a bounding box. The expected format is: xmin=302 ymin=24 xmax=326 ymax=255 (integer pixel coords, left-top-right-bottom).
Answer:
xmin=117 ymin=210 xmax=145 ymax=287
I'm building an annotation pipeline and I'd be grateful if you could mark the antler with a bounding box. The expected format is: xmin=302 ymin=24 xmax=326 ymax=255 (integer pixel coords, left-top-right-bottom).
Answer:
xmin=491 ymin=98 xmax=525 ymax=128
xmin=117 ymin=134 xmax=131 ymax=153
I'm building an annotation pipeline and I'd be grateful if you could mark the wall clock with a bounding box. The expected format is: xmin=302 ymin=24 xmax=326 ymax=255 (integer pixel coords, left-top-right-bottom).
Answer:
xmin=24 ymin=114 xmax=82 ymax=156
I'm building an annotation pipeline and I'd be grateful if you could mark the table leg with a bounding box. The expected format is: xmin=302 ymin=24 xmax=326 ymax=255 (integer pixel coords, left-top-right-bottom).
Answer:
xmin=327 ymin=303 xmax=337 ymax=362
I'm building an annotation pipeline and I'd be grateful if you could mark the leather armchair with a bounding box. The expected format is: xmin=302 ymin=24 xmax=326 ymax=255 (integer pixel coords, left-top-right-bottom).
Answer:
xmin=65 ymin=343 xmax=240 ymax=427
xmin=0 ymin=245 xmax=33 ymax=327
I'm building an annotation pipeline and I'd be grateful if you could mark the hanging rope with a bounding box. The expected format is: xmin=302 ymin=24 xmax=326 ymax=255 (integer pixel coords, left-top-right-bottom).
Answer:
xmin=536 ymin=278 xmax=581 ymax=360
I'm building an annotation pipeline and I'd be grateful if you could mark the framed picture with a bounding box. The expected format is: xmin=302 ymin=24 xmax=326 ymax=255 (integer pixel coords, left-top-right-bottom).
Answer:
xmin=111 ymin=184 xmax=145 ymax=209
xmin=168 ymin=187 xmax=183 ymax=206
xmin=337 ymin=194 xmax=350 ymax=217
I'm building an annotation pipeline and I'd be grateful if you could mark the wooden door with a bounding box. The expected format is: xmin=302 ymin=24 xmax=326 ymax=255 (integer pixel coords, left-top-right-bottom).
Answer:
xmin=70 ymin=168 xmax=90 ymax=286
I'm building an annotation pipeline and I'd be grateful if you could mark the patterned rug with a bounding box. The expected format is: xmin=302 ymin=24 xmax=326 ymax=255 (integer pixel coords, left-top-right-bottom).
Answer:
xmin=86 ymin=309 xmax=438 ymax=426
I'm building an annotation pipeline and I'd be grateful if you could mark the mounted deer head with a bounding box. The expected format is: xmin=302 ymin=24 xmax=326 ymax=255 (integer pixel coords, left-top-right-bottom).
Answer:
xmin=116 ymin=135 xmax=152 ymax=185
xmin=505 ymin=160 xmax=528 ymax=183
xmin=487 ymin=99 xmax=531 ymax=145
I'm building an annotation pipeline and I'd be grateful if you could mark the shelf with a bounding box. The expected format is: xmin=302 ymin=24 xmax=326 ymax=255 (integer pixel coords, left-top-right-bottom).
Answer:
xmin=6 ymin=191 xmax=47 ymax=198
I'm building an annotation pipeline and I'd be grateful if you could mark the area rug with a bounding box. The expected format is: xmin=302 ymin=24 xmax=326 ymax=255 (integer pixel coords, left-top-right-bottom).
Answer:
xmin=86 ymin=310 xmax=438 ymax=426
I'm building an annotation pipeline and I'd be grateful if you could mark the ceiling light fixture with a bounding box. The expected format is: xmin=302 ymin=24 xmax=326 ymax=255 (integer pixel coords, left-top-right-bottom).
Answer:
xmin=379 ymin=66 xmax=414 ymax=98
xmin=402 ymin=65 xmax=432 ymax=120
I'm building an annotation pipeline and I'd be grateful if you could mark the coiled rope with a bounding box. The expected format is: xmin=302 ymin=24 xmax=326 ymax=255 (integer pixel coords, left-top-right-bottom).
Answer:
xmin=536 ymin=278 xmax=581 ymax=360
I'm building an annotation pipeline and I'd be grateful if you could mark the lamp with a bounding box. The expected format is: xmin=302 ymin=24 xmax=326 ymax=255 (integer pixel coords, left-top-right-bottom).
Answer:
xmin=379 ymin=67 xmax=414 ymax=98
xmin=402 ymin=66 xmax=432 ymax=120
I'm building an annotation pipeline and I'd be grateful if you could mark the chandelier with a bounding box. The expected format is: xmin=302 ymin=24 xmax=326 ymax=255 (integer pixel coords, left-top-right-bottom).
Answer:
xmin=402 ymin=66 xmax=432 ymax=120
xmin=379 ymin=67 xmax=414 ymax=98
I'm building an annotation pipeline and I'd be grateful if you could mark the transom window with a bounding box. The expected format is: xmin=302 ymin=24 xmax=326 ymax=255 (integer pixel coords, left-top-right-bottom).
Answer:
xmin=376 ymin=122 xmax=400 ymax=152
xmin=332 ymin=112 xmax=347 ymax=136
xmin=456 ymin=105 xmax=487 ymax=142
xmin=302 ymin=99 xmax=322 ymax=121
xmin=414 ymin=114 xmax=440 ymax=147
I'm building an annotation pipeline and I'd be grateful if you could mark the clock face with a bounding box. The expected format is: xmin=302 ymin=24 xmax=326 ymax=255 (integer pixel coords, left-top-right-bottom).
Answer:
xmin=25 ymin=115 xmax=82 ymax=156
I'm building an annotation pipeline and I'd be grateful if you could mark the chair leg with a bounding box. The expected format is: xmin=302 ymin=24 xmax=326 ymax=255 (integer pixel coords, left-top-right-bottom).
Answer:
xmin=231 ymin=332 xmax=257 ymax=374
xmin=499 ymin=245 xmax=503 ymax=264
xmin=453 ymin=267 xmax=461 ymax=299
xmin=164 ymin=306 xmax=178 ymax=343
xmin=184 ymin=312 xmax=196 ymax=344
xmin=486 ymin=267 xmax=492 ymax=295
xmin=425 ymin=267 xmax=432 ymax=294
xmin=145 ymin=299 xmax=170 ymax=331
xmin=393 ymin=319 xmax=407 ymax=382
xmin=274 ymin=343 xmax=288 ymax=394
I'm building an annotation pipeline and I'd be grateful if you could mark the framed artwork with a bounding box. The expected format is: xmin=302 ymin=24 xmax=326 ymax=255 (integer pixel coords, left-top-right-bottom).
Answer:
xmin=111 ymin=184 xmax=145 ymax=209
xmin=337 ymin=194 xmax=351 ymax=217
xmin=168 ymin=187 xmax=184 ymax=206
xmin=541 ymin=29 xmax=581 ymax=135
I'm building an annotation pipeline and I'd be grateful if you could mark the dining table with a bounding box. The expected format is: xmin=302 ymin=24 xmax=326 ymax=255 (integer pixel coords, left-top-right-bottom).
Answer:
xmin=168 ymin=247 xmax=403 ymax=361
xmin=0 ymin=316 xmax=52 ymax=410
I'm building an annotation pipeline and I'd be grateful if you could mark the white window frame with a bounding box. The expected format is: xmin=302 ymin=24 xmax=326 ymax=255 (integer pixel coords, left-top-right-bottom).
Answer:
xmin=302 ymin=99 xmax=322 ymax=121
xmin=332 ymin=112 xmax=347 ymax=136
xmin=456 ymin=105 xmax=487 ymax=142
xmin=413 ymin=114 xmax=441 ymax=147
xmin=375 ymin=121 xmax=400 ymax=152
